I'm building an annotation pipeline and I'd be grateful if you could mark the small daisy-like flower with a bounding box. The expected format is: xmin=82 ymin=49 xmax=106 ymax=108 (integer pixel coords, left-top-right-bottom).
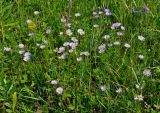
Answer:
xmin=124 ymin=43 xmax=131 ymax=48
xmin=77 ymin=57 xmax=82 ymax=62
xmin=51 ymin=80 xmax=58 ymax=85
xmin=18 ymin=50 xmax=25 ymax=54
xmin=66 ymin=23 xmax=71 ymax=28
xmin=75 ymin=13 xmax=81 ymax=17
xmin=103 ymin=35 xmax=110 ymax=40
xmin=63 ymin=42 xmax=70 ymax=47
xmin=66 ymin=29 xmax=73 ymax=36
xmin=92 ymin=11 xmax=97 ymax=15
xmin=26 ymin=19 xmax=33 ymax=25
xmin=135 ymin=84 xmax=143 ymax=89
xmin=28 ymin=32 xmax=34 ymax=37
xmin=143 ymin=69 xmax=151 ymax=76
xmin=117 ymin=32 xmax=124 ymax=36
xmin=138 ymin=35 xmax=145 ymax=41
xmin=107 ymin=43 xmax=113 ymax=47
xmin=111 ymin=23 xmax=121 ymax=29
xmin=104 ymin=9 xmax=112 ymax=16
xmin=36 ymin=43 xmax=40 ymax=47
xmin=113 ymin=41 xmax=121 ymax=46
xmin=69 ymin=42 xmax=78 ymax=49
xmin=115 ymin=87 xmax=122 ymax=93
xmin=46 ymin=29 xmax=51 ymax=34
xmin=138 ymin=54 xmax=144 ymax=60
xmin=59 ymin=32 xmax=63 ymax=35
xmin=23 ymin=56 xmax=30 ymax=62
xmin=134 ymin=94 xmax=144 ymax=101
xmin=93 ymin=24 xmax=99 ymax=28
xmin=71 ymin=37 xmax=78 ymax=42
xmin=69 ymin=49 xmax=74 ymax=53
xmin=100 ymin=85 xmax=106 ymax=92
xmin=61 ymin=17 xmax=66 ymax=23
xmin=94 ymin=15 xmax=99 ymax=18
xmin=40 ymin=45 xmax=46 ymax=49
xmin=18 ymin=43 xmax=24 ymax=49
xmin=43 ymin=40 xmax=48 ymax=45
xmin=34 ymin=11 xmax=40 ymax=16
xmin=98 ymin=44 xmax=106 ymax=53
xmin=58 ymin=47 xmax=65 ymax=53
xmin=56 ymin=87 xmax=64 ymax=94
xmin=98 ymin=11 xmax=103 ymax=14
xmin=121 ymin=26 xmax=125 ymax=30
xmin=4 ymin=47 xmax=11 ymax=52
xmin=77 ymin=29 xmax=85 ymax=35
xmin=24 ymin=52 xmax=31 ymax=57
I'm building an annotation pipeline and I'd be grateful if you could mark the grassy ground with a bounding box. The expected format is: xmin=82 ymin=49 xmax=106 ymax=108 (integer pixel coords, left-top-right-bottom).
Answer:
xmin=0 ymin=0 xmax=160 ymax=112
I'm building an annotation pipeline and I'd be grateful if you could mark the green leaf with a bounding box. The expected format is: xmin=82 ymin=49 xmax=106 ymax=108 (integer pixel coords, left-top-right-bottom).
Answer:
xmin=12 ymin=92 xmax=17 ymax=111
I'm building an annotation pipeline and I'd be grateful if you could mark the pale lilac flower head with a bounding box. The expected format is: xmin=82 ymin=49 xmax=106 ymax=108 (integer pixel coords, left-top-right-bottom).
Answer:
xmin=24 ymin=52 xmax=31 ymax=57
xmin=23 ymin=56 xmax=30 ymax=62
xmin=143 ymin=69 xmax=151 ymax=76
xmin=58 ymin=47 xmax=65 ymax=53
xmin=103 ymin=35 xmax=110 ymax=40
xmin=77 ymin=29 xmax=85 ymax=35
xmin=46 ymin=28 xmax=51 ymax=34
xmin=113 ymin=41 xmax=121 ymax=46
xmin=51 ymin=80 xmax=58 ymax=85
xmin=117 ymin=32 xmax=124 ymax=36
xmin=18 ymin=43 xmax=24 ymax=49
xmin=138 ymin=35 xmax=145 ymax=41
xmin=100 ymin=85 xmax=106 ymax=92
xmin=4 ymin=47 xmax=11 ymax=52
xmin=115 ymin=87 xmax=123 ymax=93
xmin=105 ymin=9 xmax=112 ymax=16
xmin=63 ymin=42 xmax=70 ymax=47
xmin=142 ymin=4 xmax=147 ymax=13
xmin=111 ymin=23 xmax=121 ymax=29
xmin=56 ymin=87 xmax=63 ymax=94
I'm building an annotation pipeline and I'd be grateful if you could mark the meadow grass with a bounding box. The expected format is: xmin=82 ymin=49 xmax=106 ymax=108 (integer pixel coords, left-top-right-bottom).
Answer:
xmin=0 ymin=0 xmax=160 ymax=112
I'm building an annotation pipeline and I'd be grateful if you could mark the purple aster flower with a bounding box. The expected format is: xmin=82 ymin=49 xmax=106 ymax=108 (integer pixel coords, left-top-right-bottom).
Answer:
xmin=132 ymin=7 xmax=136 ymax=14
xmin=104 ymin=9 xmax=112 ymax=16
xmin=142 ymin=4 xmax=147 ymax=13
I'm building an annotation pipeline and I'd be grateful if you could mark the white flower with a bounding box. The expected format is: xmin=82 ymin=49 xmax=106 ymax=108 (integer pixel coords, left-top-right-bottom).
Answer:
xmin=28 ymin=32 xmax=34 ymax=37
xmin=77 ymin=57 xmax=82 ymax=62
xmin=75 ymin=13 xmax=81 ymax=17
xmin=100 ymin=85 xmax=106 ymax=92
xmin=71 ymin=37 xmax=78 ymax=42
xmin=24 ymin=52 xmax=31 ymax=57
xmin=43 ymin=40 xmax=48 ymax=45
xmin=134 ymin=94 xmax=144 ymax=101
xmin=51 ymin=80 xmax=58 ymax=85
xmin=92 ymin=12 xmax=97 ymax=15
xmin=46 ymin=29 xmax=51 ymax=34
xmin=93 ymin=24 xmax=99 ymax=28
xmin=4 ymin=47 xmax=11 ymax=52
xmin=66 ymin=23 xmax=71 ymax=28
xmin=56 ymin=87 xmax=64 ymax=94
xmin=117 ymin=32 xmax=124 ymax=36
xmin=69 ymin=49 xmax=74 ymax=53
xmin=61 ymin=17 xmax=66 ymax=23
xmin=124 ymin=43 xmax=131 ymax=48
xmin=66 ymin=29 xmax=73 ymax=36
xmin=121 ymin=26 xmax=125 ymax=30
xmin=26 ymin=19 xmax=33 ymax=25
xmin=138 ymin=35 xmax=145 ymax=41
xmin=98 ymin=11 xmax=103 ymax=14
xmin=77 ymin=29 xmax=85 ymax=35
xmin=23 ymin=56 xmax=30 ymax=62
xmin=113 ymin=41 xmax=121 ymax=46
xmin=18 ymin=50 xmax=25 ymax=54
xmin=115 ymin=87 xmax=122 ymax=93
xmin=103 ymin=35 xmax=110 ymax=40
xmin=59 ymin=32 xmax=63 ymax=35
xmin=40 ymin=45 xmax=46 ymax=49
xmin=34 ymin=11 xmax=40 ymax=16
xmin=143 ymin=69 xmax=151 ymax=76
xmin=135 ymin=84 xmax=143 ymax=89
xmin=138 ymin=55 xmax=144 ymax=60
xmin=63 ymin=42 xmax=70 ymax=47
xmin=58 ymin=47 xmax=65 ymax=53
xmin=107 ymin=43 xmax=113 ymax=47
xmin=18 ymin=43 xmax=24 ymax=49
